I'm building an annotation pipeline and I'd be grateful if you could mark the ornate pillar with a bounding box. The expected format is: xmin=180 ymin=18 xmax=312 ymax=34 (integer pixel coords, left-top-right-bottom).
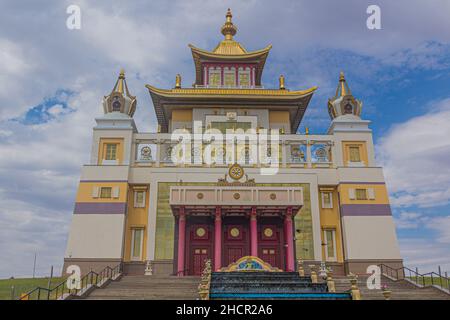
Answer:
xmin=250 ymin=206 xmax=258 ymax=257
xmin=284 ymin=206 xmax=295 ymax=271
xmin=177 ymin=206 xmax=186 ymax=276
xmin=214 ymin=206 xmax=222 ymax=271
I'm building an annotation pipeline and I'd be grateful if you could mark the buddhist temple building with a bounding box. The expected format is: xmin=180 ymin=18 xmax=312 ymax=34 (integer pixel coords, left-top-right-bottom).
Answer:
xmin=64 ymin=9 xmax=402 ymax=277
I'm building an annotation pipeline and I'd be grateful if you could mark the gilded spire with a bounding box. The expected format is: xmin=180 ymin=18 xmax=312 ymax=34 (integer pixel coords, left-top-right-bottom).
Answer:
xmin=111 ymin=68 xmax=133 ymax=97
xmin=117 ymin=68 xmax=126 ymax=93
xmin=221 ymin=8 xmax=237 ymax=40
xmin=335 ymin=71 xmax=352 ymax=97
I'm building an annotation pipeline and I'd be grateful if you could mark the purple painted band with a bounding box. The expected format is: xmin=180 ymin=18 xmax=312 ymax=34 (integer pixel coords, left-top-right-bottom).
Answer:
xmin=74 ymin=202 xmax=127 ymax=214
xmin=339 ymin=182 xmax=386 ymax=185
xmin=340 ymin=204 xmax=392 ymax=216
xmin=79 ymin=180 xmax=128 ymax=183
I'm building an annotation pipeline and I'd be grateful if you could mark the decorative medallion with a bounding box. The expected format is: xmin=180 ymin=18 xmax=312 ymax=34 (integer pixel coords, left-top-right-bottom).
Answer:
xmin=315 ymin=146 xmax=329 ymax=162
xmin=196 ymin=227 xmax=206 ymax=237
xmin=264 ymin=227 xmax=273 ymax=238
xmin=229 ymin=163 xmax=244 ymax=180
xmin=230 ymin=227 xmax=240 ymax=238
xmin=196 ymin=192 xmax=204 ymax=199
xmin=270 ymin=193 xmax=277 ymax=200
xmin=140 ymin=146 xmax=152 ymax=161
xmin=233 ymin=192 xmax=241 ymax=200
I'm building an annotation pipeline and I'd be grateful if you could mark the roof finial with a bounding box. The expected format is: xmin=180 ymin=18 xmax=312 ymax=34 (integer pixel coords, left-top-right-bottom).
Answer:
xmin=117 ymin=69 xmax=125 ymax=93
xmin=336 ymin=70 xmax=351 ymax=97
xmin=221 ymin=8 xmax=237 ymax=40
xmin=279 ymin=75 xmax=286 ymax=90
xmin=175 ymin=74 xmax=181 ymax=89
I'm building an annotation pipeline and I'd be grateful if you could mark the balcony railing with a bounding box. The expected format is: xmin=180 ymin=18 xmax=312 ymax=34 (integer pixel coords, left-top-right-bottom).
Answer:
xmin=131 ymin=133 xmax=335 ymax=169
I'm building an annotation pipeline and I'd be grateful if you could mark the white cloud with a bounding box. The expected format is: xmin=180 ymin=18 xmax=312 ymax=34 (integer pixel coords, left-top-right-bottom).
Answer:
xmin=0 ymin=90 xmax=100 ymax=277
xmin=427 ymin=216 xmax=450 ymax=244
xmin=399 ymin=238 xmax=450 ymax=273
xmin=394 ymin=211 xmax=429 ymax=229
xmin=377 ymin=98 xmax=450 ymax=208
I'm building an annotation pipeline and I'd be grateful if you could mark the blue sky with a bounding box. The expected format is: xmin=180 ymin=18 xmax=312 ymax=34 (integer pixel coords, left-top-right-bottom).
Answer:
xmin=1 ymin=0 xmax=450 ymax=278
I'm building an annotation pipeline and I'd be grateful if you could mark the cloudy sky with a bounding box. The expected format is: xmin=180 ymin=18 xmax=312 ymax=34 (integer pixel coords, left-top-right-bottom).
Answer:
xmin=1 ymin=0 xmax=450 ymax=278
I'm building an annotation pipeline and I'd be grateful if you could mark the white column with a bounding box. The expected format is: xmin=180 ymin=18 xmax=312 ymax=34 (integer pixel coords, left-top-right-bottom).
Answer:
xmin=282 ymin=142 xmax=287 ymax=168
xmin=156 ymin=142 xmax=161 ymax=167
xmin=306 ymin=141 xmax=312 ymax=168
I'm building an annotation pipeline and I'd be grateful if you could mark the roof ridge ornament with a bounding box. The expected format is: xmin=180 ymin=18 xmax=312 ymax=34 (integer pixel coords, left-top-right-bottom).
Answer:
xmin=221 ymin=8 xmax=237 ymax=40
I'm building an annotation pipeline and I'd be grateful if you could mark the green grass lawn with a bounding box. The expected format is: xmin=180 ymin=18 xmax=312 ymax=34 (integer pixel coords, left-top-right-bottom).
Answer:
xmin=406 ymin=276 xmax=450 ymax=289
xmin=0 ymin=277 xmax=65 ymax=300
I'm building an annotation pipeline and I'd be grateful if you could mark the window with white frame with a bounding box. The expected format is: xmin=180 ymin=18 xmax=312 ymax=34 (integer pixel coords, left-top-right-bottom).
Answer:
xmin=238 ymin=68 xmax=251 ymax=87
xmin=321 ymin=192 xmax=333 ymax=209
xmin=223 ymin=70 xmax=236 ymax=87
xmin=134 ymin=190 xmax=146 ymax=208
xmin=323 ymin=229 xmax=337 ymax=261
xmin=131 ymin=228 xmax=144 ymax=261
xmin=208 ymin=68 xmax=221 ymax=87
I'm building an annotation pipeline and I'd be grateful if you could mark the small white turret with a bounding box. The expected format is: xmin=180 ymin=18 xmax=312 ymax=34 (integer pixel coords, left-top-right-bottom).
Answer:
xmin=327 ymin=71 xmax=362 ymax=120
xmin=102 ymin=69 xmax=137 ymax=117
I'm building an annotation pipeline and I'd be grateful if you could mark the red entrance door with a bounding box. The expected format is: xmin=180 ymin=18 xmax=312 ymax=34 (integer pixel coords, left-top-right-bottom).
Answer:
xmin=258 ymin=220 xmax=284 ymax=269
xmin=185 ymin=219 xmax=213 ymax=276
xmin=192 ymin=247 xmax=209 ymax=275
xmin=223 ymin=221 xmax=249 ymax=267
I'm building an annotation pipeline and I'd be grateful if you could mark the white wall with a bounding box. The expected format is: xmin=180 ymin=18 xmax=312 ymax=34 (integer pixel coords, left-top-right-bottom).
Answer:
xmin=341 ymin=216 xmax=401 ymax=260
xmin=65 ymin=214 xmax=125 ymax=259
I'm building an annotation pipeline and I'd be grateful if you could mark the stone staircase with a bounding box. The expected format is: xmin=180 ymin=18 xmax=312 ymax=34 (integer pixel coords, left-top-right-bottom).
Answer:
xmin=78 ymin=272 xmax=450 ymax=300
xmin=209 ymin=272 xmax=351 ymax=300
xmin=334 ymin=275 xmax=450 ymax=300
xmin=83 ymin=275 xmax=200 ymax=300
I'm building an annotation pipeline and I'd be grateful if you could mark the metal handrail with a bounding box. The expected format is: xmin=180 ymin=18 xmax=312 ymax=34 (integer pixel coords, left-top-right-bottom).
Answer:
xmin=19 ymin=263 xmax=123 ymax=300
xmin=378 ymin=264 xmax=450 ymax=293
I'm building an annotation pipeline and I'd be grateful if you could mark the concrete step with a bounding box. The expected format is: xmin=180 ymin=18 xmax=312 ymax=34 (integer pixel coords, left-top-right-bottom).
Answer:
xmin=82 ymin=273 xmax=450 ymax=300
xmin=332 ymin=276 xmax=450 ymax=300
xmin=83 ymin=275 xmax=201 ymax=300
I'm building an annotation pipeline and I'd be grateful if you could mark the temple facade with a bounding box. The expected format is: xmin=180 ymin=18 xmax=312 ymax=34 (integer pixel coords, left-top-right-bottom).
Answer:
xmin=64 ymin=9 xmax=402 ymax=277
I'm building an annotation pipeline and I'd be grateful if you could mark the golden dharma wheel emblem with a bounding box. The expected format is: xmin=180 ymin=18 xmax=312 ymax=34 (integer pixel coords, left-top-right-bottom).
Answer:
xmin=270 ymin=193 xmax=277 ymax=200
xmin=196 ymin=227 xmax=206 ymax=237
xmin=197 ymin=192 xmax=204 ymax=199
xmin=230 ymin=228 xmax=240 ymax=238
xmin=264 ymin=228 xmax=273 ymax=238
xmin=233 ymin=192 xmax=241 ymax=200
xmin=229 ymin=163 xmax=244 ymax=180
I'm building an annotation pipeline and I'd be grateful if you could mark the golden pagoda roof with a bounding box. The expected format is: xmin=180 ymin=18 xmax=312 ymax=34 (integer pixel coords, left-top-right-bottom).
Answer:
xmin=146 ymin=85 xmax=317 ymax=98
xmin=146 ymin=85 xmax=317 ymax=133
xmin=189 ymin=9 xmax=272 ymax=85
xmin=212 ymin=40 xmax=247 ymax=55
